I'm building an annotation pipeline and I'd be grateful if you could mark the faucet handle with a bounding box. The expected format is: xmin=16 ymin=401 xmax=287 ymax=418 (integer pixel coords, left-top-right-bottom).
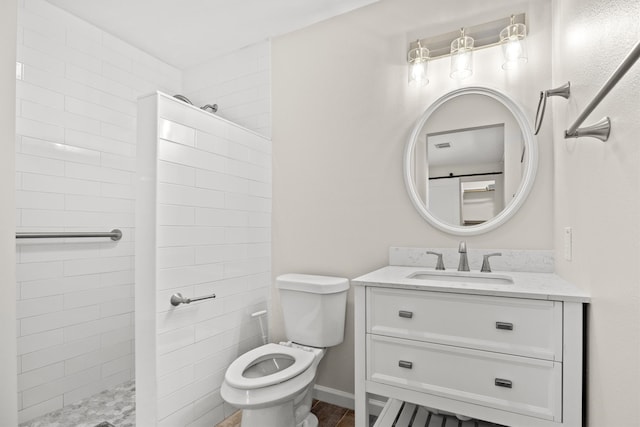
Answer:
xmin=458 ymin=241 xmax=467 ymax=253
xmin=426 ymin=251 xmax=445 ymax=270
xmin=481 ymin=253 xmax=502 ymax=273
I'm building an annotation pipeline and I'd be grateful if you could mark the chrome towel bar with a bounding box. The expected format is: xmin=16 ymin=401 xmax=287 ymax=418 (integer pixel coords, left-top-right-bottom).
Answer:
xmin=16 ymin=229 xmax=122 ymax=241
xmin=565 ymin=39 xmax=640 ymax=142
xmin=170 ymin=292 xmax=216 ymax=307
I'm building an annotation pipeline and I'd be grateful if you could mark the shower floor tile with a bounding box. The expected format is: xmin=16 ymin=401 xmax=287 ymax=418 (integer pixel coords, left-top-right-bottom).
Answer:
xmin=19 ymin=381 xmax=135 ymax=427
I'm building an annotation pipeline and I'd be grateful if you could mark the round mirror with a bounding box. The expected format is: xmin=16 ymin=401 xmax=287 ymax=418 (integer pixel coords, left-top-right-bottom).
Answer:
xmin=404 ymin=86 xmax=537 ymax=235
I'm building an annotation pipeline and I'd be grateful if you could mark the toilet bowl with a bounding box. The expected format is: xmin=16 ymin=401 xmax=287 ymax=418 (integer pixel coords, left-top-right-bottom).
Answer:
xmin=220 ymin=274 xmax=349 ymax=427
xmin=221 ymin=342 xmax=325 ymax=427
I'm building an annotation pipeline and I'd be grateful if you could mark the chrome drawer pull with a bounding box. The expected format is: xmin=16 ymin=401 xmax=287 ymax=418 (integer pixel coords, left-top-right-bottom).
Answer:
xmin=398 ymin=310 xmax=413 ymax=319
xmin=398 ymin=360 xmax=413 ymax=369
xmin=495 ymin=321 xmax=514 ymax=331
xmin=495 ymin=378 xmax=513 ymax=388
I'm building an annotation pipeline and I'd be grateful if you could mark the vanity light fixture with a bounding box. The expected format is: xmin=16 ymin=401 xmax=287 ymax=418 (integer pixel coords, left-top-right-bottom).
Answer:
xmin=408 ymin=40 xmax=430 ymax=87
xmin=450 ymin=28 xmax=474 ymax=79
xmin=500 ymin=15 xmax=528 ymax=69
xmin=406 ymin=13 xmax=527 ymax=88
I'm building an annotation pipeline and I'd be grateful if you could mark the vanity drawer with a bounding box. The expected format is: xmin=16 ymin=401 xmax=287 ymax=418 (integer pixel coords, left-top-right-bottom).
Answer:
xmin=367 ymin=334 xmax=562 ymax=421
xmin=367 ymin=287 xmax=563 ymax=361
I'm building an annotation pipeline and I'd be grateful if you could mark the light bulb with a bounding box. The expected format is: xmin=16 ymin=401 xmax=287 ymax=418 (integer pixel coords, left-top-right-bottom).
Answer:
xmin=409 ymin=61 xmax=429 ymax=87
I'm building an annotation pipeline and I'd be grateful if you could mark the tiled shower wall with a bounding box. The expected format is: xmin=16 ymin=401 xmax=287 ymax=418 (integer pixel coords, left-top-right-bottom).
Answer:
xmin=182 ymin=41 xmax=271 ymax=138
xmin=14 ymin=0 xmax=180 ymax=423
xmin=137 ymin=94 xmax=271 ymax=426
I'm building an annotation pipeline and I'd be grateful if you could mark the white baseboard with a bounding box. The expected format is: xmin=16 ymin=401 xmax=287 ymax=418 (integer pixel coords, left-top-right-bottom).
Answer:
xmin=313 ymin=384 xmax=355 ymax=410
xmin=312 ymin=385 xmax=386 ymax=416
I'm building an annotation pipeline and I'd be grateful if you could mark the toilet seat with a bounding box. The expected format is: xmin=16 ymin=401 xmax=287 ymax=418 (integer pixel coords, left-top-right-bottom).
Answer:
xmin=225 ymin=343 xmax=315 ymax=390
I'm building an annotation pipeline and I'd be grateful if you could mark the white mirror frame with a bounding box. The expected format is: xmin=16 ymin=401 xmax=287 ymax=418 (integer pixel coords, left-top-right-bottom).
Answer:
xmin=403 ymin=86 xmax=538 ymax=236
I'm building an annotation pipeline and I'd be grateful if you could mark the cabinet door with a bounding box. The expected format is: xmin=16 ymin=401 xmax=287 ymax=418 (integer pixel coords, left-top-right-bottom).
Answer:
xmin=367 ymin=334 xmax=562 ymax=421
xmin=367 ymin=288 xmax=563 ymax=361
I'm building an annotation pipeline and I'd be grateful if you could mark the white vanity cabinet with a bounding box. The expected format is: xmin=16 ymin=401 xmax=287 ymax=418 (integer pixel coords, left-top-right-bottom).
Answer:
xmin=353 ymin=267 xmax=589 ymax=427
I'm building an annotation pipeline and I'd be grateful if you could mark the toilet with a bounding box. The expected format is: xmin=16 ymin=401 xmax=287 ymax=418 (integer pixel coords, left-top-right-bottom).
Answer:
xmin=221 ymin=274 xmax=350 ymax=427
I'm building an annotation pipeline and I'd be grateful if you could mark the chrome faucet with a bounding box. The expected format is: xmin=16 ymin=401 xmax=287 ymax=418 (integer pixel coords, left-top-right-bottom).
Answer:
xmin=457 ymin=241 xmax=469 ymax=272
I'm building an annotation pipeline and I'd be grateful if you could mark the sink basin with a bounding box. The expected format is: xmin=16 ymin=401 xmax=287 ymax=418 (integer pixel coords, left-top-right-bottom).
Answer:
xmin=407 ymin=271 xmax=514 ymax=285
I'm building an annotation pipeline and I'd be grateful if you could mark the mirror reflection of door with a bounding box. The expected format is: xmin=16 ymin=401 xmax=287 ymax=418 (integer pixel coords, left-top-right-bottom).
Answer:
xmin=426 ymin=124 xmax=507 ymax=226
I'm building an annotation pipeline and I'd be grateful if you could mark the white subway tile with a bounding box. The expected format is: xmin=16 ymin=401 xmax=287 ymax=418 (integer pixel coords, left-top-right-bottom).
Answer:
xmin=18 ymin=8 xmax=65 ymax=42
xmin=159 ymin=118 xmax=196 ymax=146
xmin=65 ymin=162 xmax=132 ymax=185
xmin=16 ymin=190 xmax=65 ymax=210
xmin=16 ymin=261 xmax=63 ymax=282
xmin=21 ymin=306 xmax=100 ymax=337
xmin=18 ymin=396 xmax=63 ymax=424
xmin=188 ymin=400 xmax=225 ymax=427
xmin=157 ymin=402 xmax=194 ymax=427
xmin=63 ymin=256 xmax=132 ymax=277
xmin=17 ymin=362 xmax=64 ymax=392
xmin=157 ymin=343 xmax=195 ymax=377
xmin=21 ymin=274 xmax=101 ymax=299
xmin=101 ymin=122 xmax=136 ymax=144
xmin=158 ymin=161 xmax=196 ymax=186
xmin=22 ymin=99 xmax=101 ymax=135
xmin=195 ymin=169 xmax=249 ymax=194
xmin=158 ymin=247 xmax=195 ymax=268
xmin=158 ymin=364 xmax=194 ymax=399
xmin=16 ymin=153 xmax=65 ymax=177
xmin=16 ymin=117 xmax=64 ymax=144
xmin=101 ymin=353 xmax=133 ymax=378
xmin=158 ymin=205 xmax=195 ymax=226
xmin=158 ymin=183 xmax=224 ymax=209
xmin=17 ymin=329 xmax=64 ymax=355
xmin=158 ymin=140 xmax=225 ymax=172
xmin=195 ymin=208 xmax=248 ymax=227
xmin=195 ymin=131 xmax=227 ymax=156
xmin=65 ymin=195 xmax=133 ymax=213
xmin=16 ymin=80 xmax=64 ymax=109
xmin=22 ymin=173 xmax=100 ymax=195
xmin=66 ymin=96 xmax=135 ymax=130
xmin=102 ymin=152 xmax=136 ymax=172
xmin=22 ymin=366 xmax=101 ymax=408
xmin=22 ymin=136 xmax=101 ymax=165
xmin=64 ymin=284 xmax=132 ymax=309
xmin=64 ymin=313 xmax=131 ymax=343
xmin=100 ymin=297 xmax=134 ymax=318
xmin=66 ymin=129 xmax=135 ymax=157
xmin=158 ymin=226 xmax=225 ymax=247
xmin=66 ymin=63 xmax=132 ymax=100
xmin=101 ymin=182 xmax=135 ymax=200
xmin=157 ymin=263 xmax=224 ymax=290
xmin=17 ymin=295 xmax=64 ymax=319
xmin=21 ymin=334 xmax=100 ymax=371
xmin=101 ymin=324 xmax=134 ymax=347
xmin=158 ymin=325 xmax=195 ymax=355
xmin=23 ymin=28 xmax=101 ymax=74
xmin=64 ymin=340 xmax=131 ymax=375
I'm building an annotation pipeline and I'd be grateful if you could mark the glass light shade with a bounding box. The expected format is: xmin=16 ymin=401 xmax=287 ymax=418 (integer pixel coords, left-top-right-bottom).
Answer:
xmin=408 ymin=43 xmax=430 ymax=87
xmin=500 ymin=19 xmax=527 ymax=69
xmin=450 ymin=30 xmax=474 ymax=79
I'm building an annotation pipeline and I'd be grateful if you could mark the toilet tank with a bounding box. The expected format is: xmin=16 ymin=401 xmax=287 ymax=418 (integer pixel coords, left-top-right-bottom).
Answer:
xmin=277 ymin=274 xmax=349 ymax=348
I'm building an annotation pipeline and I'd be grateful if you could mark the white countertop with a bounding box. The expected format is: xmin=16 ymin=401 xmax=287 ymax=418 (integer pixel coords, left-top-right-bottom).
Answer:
xmin=352 ymin=266 xmax=590 ymax=303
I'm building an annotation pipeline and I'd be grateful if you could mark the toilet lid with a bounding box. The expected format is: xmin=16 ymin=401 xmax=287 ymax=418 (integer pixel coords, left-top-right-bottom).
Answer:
xmin=225 ymin=343 xmax=315 ymax=390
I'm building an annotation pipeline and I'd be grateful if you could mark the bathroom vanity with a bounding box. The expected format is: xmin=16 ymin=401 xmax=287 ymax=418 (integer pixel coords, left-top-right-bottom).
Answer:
xmin=352 ymin=264 xmax=589 ymax=427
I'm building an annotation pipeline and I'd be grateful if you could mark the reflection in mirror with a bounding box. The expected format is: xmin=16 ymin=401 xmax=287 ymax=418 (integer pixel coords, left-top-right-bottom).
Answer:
xmin=405 ymin=87 xmax=536 ymax=235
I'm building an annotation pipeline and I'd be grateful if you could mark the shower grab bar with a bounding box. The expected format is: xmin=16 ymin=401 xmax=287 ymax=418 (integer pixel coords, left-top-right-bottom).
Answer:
xmin=565 ymin=39 xmax=640 ymax=142
xmin=170 ymin=292 xmax=216 ymax=307
xmin=16 ymin=229 xmax=122 ymax=241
